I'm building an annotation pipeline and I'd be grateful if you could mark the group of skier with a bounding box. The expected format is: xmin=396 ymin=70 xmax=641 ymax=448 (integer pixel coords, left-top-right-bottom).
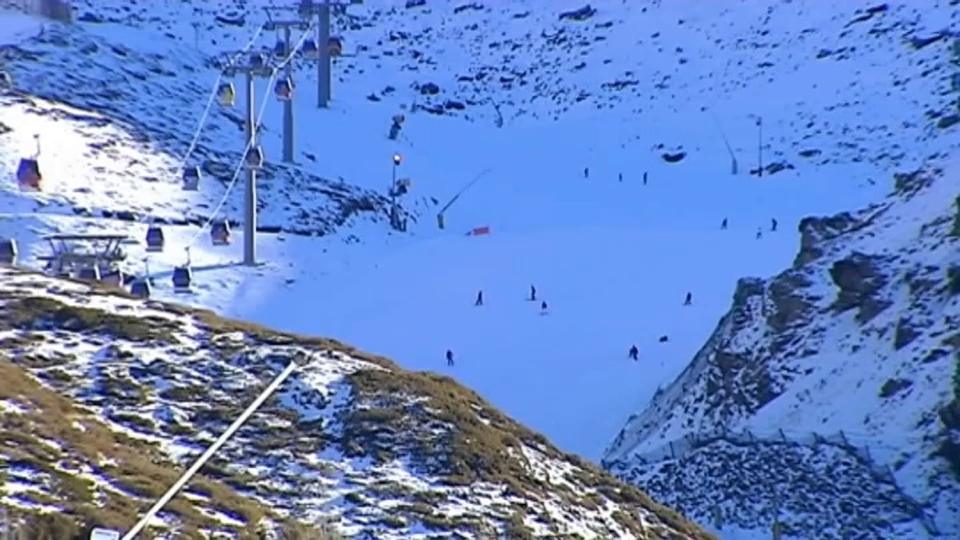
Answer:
xmin=443 ymin=167 xmax=782 ymax=367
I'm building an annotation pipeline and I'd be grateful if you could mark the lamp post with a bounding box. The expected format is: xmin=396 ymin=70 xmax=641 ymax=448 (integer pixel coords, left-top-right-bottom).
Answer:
xmin=390 ymin=153 xmax=402 ymax=230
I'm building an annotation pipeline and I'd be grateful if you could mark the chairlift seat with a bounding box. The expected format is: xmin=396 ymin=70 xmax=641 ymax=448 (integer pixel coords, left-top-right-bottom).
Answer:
xmin=16 ymin=158 xmax=42 ymax=191
xmin=101 ymin=269 xmax=125 ymax=287
xmin=0 ymin=238 xmax=18 ymax=265
xmin=275 ymin=78 xmax=293 ymax=101
xmin=77 ymin=266 xmax=102 ymax=282
xmin=249 ymin=52 xmax=267 ymax=69
xmin=217 ymin=82 xmax=236 ymax=107
xmin=182 ymin=166 xmax=201 ymax=191
xmin=245 ymin=146 xmax=264 ymax=169
xmin=328 ymin=37 xmax=343 ymax=56
xmin=172 ymin=265 xmax=193 ymax=292
xmin=145 ymin=226 xmax=165 ymax=252
xmin=301 ymin=39 xmax=319 ymax=59
xmin=210 ymin=221 xmax=232 ymax=246
xmin=130 ymin=278 xmax=151 ymax=298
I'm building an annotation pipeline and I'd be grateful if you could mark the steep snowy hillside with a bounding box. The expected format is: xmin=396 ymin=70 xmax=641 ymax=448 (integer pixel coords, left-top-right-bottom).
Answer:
xmin=4 ymin=0 xmax=960 ymax=495
xmin=603 ymin=166 xmax=960 ymax=538
xmin=0 ymin=266 xmax=713 ymax=540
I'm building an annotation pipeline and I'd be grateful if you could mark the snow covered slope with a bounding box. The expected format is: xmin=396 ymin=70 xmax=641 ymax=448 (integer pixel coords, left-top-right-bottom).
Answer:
xmin=0 ymin=266 xmax=712 ymax=539
xmin=602 ymin=166 xmax=960 ymax=538
xmin=3 ymin=0 xmax=960 ymax=521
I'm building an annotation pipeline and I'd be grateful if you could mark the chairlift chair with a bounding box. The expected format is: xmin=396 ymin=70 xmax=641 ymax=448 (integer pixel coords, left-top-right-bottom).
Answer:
xmin=0 ymin=238 xmax=18 ymax=265
xmin=217 ymin=82 xmax=235 ymax=107
xmin=16 ymin=158 xmax=42 ymax=192
xmin=245 ymin=146 xmax=264 ymax=169
xmin=275 ymin=77 xmax=293 ymax=101
xmin=100 ymin=267 xmax=126 ymax=287
xmin=182 ymin=166 xmax=201 ymax=191
xmin=301 ymin=39 xmax=319 ymax=59
xmin=171 ymin=265 xmax=193 ymax=293
xmin=145 ymin=225 xmax=165 ymax=252
xmin=328 ymin=37 xmax=343 ymax=56
xmin=77 ymin=266 xmax=102 ymax=282
xmin=249 ymin=52 xmax=267 ymax=70
xmin=210 ymin=220 xmax=232 ymax=246
xmin=130 ymin=278 xmax=151 ymax=298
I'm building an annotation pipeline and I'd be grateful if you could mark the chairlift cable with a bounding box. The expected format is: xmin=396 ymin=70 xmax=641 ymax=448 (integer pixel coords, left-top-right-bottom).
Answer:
xmin=182 ymin=25 xmax=316 ymax=250
xmin=167 ymin=23 xmax=267 ymax=198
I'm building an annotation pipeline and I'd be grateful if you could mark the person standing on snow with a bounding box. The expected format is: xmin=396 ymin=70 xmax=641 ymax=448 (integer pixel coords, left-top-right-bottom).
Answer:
xmin=540 ymin=300 xmax=548 ymax=314
xmin=684 ymin=292 xmax=692 ymax=306
xmin=475 ymin=290 xmax=484 ymax=306
xmin=628 ymin=345 xmax=639 ymax=361
xmin=643 ymin=171 xmax=648 ymax=185
xmin=771 ymin=218 xmax=778 ymax=232
xmin=529 ymin=285 xmax=537 ymax=301
xmin=584 ymin=167 xmax=590 ymax=178
xmin=721 ymin=217 xmax=728 ymax=230
xmin=446 ymin=349 xmax=454 ymax=366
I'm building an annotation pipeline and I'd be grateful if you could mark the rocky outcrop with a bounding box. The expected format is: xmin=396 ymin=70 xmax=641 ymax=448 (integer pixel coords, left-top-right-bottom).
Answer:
xmin=828 ymin=252 xmax=893 ymax=323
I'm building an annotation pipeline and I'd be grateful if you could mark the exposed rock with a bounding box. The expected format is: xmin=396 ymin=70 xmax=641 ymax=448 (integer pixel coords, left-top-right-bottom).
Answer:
xmin=879 ymin=377 xmax=913 ymax=398
xmin=794 ymin=212 xmax=863 ymax=267
xmin=559 ymin=5 xmax=596 ymax=22
xmin=828 ymin=252 xmax=891 ymax=322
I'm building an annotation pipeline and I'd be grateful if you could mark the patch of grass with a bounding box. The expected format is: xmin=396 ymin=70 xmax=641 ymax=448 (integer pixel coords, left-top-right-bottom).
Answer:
xmin=1 ymin=296 xmax=180 ymax=343
xmin=0 ymin=267 xmax=713 ymax=539
xmin=0 ymin=359 xmax=296 ymax=538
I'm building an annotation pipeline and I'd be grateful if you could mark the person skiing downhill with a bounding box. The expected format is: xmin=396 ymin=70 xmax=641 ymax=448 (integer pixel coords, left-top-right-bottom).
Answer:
xmin=446 ymin=349 xmax=454 ymax=366
xmin=721 ymin=218 xmax=728 ymax=230
xmin=540 ymin=300 xmax=548 ymax=314
xmin=475 ymin=290 xmax=483 ymax=306
xmin=771 ymin=218 xmax=778 ymax=232
xmin=529 ymin=285 xmax=537 ymax=301
xmin=584 ymin=167 xmax=590 ymax=178
xmin=643 ymin=171 xmax=648 ymax=185
xmin=684 ymin=292 xmax=692 ymax=306
xmin=628 ymin=345 xmax=639 ymax=361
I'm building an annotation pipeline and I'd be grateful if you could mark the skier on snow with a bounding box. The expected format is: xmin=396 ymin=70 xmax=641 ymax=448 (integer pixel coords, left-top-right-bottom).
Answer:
xmin=684 ymin=292 xmax=692 ymax=306
xmin=628 ymin=345 xmax=639 ymax=361
xmin=475 ymin=290 xmax=484 ymax=306
xmin=446 ymin=349 xmax=454 ymax=366
xmin=540 ymin=300 xmax=548 ymax=314
xmin=529 ymin=285 xmax=537 ymax=301
xmin=643 ymin=171 xmax=648 ymax=185
xmin=721 ymin=217 xmax=728 ymax=230
xmin=771 ymin=218 xmax=778 ymax=232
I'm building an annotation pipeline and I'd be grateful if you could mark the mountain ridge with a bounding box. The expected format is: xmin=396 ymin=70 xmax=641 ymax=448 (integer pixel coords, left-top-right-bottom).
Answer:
xmin=602 ymin=166 xmax=960 ymax=538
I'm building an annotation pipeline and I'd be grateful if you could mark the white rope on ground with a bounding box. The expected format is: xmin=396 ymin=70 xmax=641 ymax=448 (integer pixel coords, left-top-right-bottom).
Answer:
xmin=181 ymin=24 xmax=316 ymax=252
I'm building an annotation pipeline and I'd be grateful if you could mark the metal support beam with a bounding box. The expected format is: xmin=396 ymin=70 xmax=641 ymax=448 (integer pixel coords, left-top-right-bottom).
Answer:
xmin=265 ymin=16 xmax=309 ymax=163
xmin=297 ymin=0 xmax=361 ymax=109
xmin=244 ymin=70 xmax=258 ymax=266
xmin=220 ymin=52 xmax=274 ymax=267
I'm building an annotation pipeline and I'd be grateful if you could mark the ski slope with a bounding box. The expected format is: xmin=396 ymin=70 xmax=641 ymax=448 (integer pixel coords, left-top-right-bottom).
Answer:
xmin=2 ymin=0 xmax=956 ymax=495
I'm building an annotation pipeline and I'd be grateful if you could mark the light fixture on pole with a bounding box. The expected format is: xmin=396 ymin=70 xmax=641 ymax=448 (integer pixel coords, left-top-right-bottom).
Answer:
xmin=390 ymin=153 xmax=403 ymax=230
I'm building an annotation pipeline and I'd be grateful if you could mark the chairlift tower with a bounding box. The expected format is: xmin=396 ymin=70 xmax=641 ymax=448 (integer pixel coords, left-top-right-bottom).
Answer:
xmin=220 ymin=51 xmax=274 ymax=266
xmin=296 ymin=0 xmax=363 ymax=108
xmin=264 ymin=10 xmax=311 ymax=163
